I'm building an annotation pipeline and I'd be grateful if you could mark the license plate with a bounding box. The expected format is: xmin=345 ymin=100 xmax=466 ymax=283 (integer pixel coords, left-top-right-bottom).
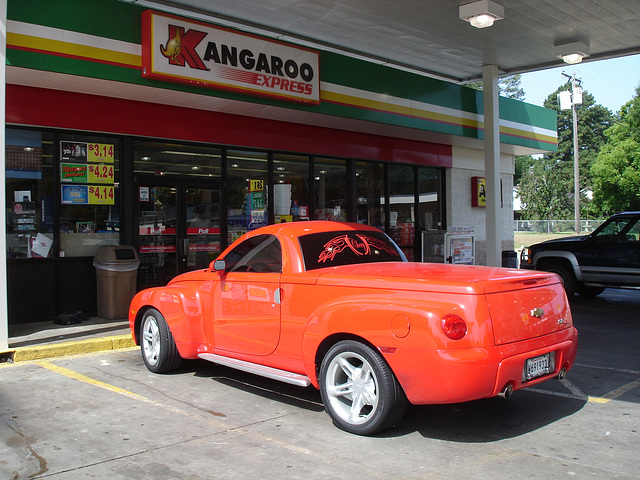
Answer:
xmin=525 ymin=354 xmax=550 ymax=380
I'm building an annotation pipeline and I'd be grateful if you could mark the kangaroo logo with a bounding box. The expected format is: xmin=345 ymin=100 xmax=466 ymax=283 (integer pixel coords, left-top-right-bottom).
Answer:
xmin=158 ymin=24 xmax=208 ymax=70
xmin=160 ymin=27 xmax=182 ymax=61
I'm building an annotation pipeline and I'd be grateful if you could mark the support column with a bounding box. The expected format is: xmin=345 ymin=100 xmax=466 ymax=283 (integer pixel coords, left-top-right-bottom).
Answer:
xmin=482 ymin=65 xmax=501 ymax=267
xmin=0 ymin=0 xmax=7 ymax=350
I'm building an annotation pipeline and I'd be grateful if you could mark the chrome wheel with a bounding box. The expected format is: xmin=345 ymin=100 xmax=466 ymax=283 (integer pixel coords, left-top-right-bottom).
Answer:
xmin=141 ymin=313 xmax=160 ymax=368
xmin=319 ymin=340 xmax=408 ymax=435
xmin=139 ymin=308 xmax=181 ymax=373
xmin=325 ymin=351 xmax=379 ymax=425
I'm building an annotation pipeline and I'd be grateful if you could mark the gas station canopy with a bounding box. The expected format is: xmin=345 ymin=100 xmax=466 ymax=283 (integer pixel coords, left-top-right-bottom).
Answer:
xmin=124 ymin=0 xmax=640 ymax=83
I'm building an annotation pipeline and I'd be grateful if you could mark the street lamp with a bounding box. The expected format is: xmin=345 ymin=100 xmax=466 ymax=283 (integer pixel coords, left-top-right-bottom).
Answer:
xmin=558 ymin=73 xmax=583 ymax=235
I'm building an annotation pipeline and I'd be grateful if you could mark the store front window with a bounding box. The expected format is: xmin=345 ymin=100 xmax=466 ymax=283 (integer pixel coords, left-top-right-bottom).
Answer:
xmin=273 ymin=154 xmax=310 ymax=222
xmin=418 ymin=167 xmax=443 ymax=231
xmin=389 ymin=164 xmax=416 ymax=261
xmin=5 ymin=129 xmax=54 ymax=259
xmin=133 ymin=140 xmax=222 ymax=178
xmin=58 ymin=134 xmax=120 ymax=257
xmin=355 ymin=161 xmax=385 ymax=228
xmin=314 ymin=157 xmax=347 ymax=221
xmin=134 ymin=140 xmax=223 ymax=289
xmin=227 ymin=150 xmax=268 ymax=243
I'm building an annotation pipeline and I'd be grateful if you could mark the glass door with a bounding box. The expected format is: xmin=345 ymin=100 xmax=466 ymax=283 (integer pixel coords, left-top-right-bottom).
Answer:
xmin=185 ymin=186 xmax=221 ymax=270
xmin=137 ymin=181 xmax=221 ymax=289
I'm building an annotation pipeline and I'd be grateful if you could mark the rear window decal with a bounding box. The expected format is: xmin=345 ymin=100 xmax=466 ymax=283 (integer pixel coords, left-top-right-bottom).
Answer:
xmin=299 ymin=229 xmax=403 ymax=270
xmin=319 ymin=234 xmax=398 ymax=263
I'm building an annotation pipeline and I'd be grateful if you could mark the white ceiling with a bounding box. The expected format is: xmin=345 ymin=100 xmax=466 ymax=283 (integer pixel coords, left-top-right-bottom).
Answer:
xmin=125 ymin=0 xmax=640 ymax=83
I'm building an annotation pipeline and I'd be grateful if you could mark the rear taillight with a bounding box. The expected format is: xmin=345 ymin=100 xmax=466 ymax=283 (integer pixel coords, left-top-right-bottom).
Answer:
xmin=442 ymin=314 xmax=467 ymax=340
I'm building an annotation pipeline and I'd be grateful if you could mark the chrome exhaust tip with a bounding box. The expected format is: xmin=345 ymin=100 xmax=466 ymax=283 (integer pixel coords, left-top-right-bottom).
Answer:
xmin=498 ymin=384 xmax=514 ymax=399
xmin=557 ymin=368 xmax=567 ymax=380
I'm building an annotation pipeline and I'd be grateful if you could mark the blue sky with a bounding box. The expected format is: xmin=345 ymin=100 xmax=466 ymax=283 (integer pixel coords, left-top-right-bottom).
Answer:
xmin=519 ymin=54 xmax=640 ymax=113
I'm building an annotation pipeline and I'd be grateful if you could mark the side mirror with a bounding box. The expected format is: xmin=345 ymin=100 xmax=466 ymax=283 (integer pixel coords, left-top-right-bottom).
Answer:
xmin=212 ymin=259 xmax=226 ymax=272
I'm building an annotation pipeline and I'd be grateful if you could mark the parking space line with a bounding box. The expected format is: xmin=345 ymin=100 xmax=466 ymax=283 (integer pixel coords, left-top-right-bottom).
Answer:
xmin=37 ymin=361 xmax=154 ymax=404
xmin=527 ymin=378 xmax=587 ymax=400
xmin=575 ymin=363 xmax=640 ymax=375
xmin=588 ymin=379 xmax=640 ymax=404
xmin=528 ymin=376 xmax=640 ymax=404
xmin=35 ymin=361 xmax=231 ymax=430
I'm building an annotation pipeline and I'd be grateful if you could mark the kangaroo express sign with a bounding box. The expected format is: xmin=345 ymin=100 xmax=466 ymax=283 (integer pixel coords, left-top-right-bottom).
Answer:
xmin=142 ymin=10 xmax=320 ymax=104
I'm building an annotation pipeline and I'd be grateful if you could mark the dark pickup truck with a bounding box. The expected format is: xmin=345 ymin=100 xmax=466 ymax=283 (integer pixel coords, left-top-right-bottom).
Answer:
xmin=520 ymin=212 xmax=640 ymax=297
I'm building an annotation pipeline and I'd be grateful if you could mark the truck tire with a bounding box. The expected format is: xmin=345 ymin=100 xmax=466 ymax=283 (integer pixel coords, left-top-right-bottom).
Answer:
xmin=576 ymin=285 xmax=605 ymax=297
xmin=544 ymin=263 xmax=576 ymax=298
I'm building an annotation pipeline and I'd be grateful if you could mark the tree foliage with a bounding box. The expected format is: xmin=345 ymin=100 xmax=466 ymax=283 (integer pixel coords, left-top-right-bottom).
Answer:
xmin=467 ymin=74 xmax=525 ymax=100
xmin=590 ymin=86 xmax=640 ymax=215
xmin=517 ymin=82 xmax=613 ymax=220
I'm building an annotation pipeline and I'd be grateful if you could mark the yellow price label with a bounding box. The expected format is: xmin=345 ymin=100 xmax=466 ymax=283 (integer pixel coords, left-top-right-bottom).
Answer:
xmin=88 ymin=143 xmax=114 ymax=164
xmin=250 ymin=179 xmax=264 ymax=192
xmin=88 ymin=185 xmax=115 ymax=205
xmin=88 ymin=164 xmax=114 ymax=184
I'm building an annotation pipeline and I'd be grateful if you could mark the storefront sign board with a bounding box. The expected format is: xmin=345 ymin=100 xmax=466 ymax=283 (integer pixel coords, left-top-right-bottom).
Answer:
xmin=142 ymin=10 xmax=320 ymax=104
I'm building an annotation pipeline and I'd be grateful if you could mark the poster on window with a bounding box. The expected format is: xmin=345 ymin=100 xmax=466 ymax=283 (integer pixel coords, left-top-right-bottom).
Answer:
xmin=61 ymin=185 xmax=89 ymax=204
xmin=61 ymin=142 xmax=115 ymax=164
xmin=61 ymin=142 xmax=88 ymax=162
xmin=61 ymin=185 xmax=115 ymax=205
xmin=61 ymin=164 xmax=88 ymax=183
xmin=448 ymin=235 xmax=475 ymax=265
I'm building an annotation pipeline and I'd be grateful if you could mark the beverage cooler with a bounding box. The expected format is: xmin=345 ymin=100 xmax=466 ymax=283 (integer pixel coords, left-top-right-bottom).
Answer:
xmin=421 ymin=227 xmax=475 ymax=265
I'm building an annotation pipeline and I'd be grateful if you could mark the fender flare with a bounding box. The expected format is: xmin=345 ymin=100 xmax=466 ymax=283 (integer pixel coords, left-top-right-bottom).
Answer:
xmin=532 ymin=250 xmax=583 ymax=281
xmin=131 ymin=286 xmax=205 ymax=359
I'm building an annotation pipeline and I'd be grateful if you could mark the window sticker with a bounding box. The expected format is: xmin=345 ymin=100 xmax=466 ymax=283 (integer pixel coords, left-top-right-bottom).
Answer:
xmin=300 ymin=230 xmax=402 ymax=271
xmin=319 ymin=234 xmax=398 ymax=263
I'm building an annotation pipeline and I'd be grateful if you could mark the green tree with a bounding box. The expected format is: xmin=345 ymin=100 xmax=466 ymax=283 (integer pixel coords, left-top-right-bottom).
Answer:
xmin=467 ymin=74 xmax=525 ymax=100
xmin=518 ymin=156 xmax=575 ymax=219
xmin=514 ymin=154 xmax=535 ymax=185
xmin=590 ymin=85 xmax=640 ymax=215
xmin=499 ymin=74 xmax=526 ymax=101
xmin=517 ymin=82 xmax=613 ymax=220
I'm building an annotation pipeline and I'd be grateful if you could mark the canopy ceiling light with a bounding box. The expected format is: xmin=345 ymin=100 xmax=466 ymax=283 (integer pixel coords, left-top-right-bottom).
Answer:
xmin=459 ymin=0 xmax=504 ymax=28
xmin=554 ymin=41 xmax=591 ymax=64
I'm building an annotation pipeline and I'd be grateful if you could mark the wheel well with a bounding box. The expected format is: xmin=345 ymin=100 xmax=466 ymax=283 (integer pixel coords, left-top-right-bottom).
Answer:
xmin=132 ymin=306 xmax=153 ymax=345
xmin=537 ymin=257 xmax=573 ymax=273
xmin=314 ymin=333 xmax=383 ymax=377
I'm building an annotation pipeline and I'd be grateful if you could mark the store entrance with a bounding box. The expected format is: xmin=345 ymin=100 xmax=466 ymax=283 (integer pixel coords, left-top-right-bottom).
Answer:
xmin=136 ymin=179 xmax=221 ymax=289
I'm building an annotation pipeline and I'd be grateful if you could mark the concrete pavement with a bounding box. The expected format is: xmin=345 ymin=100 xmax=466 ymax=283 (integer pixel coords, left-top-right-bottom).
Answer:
xmin=1 ymin=289 xmax=638 ymax=478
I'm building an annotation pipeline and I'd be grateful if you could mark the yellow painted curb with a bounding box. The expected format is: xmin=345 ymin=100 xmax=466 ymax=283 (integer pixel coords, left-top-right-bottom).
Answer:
xmin=1 ymin=334 xmax=136 ymax=363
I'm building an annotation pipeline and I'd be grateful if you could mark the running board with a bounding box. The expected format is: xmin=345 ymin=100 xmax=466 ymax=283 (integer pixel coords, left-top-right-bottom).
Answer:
xmin=198 ymin=353 xmax=312 ymax=387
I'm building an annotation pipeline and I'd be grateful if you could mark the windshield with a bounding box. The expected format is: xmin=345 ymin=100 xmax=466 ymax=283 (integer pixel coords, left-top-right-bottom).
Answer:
xmin=299 ymin=230 xmax=404 ymax=271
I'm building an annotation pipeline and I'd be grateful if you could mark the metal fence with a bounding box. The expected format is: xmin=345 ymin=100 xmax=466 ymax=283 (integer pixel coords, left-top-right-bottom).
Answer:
xmin=514 ymin=219 xmax=606 ymax=234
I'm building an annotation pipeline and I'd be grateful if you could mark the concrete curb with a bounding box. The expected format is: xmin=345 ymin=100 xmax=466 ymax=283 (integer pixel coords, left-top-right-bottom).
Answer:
xmin=0 ymin=334 xmax=137 ymax=363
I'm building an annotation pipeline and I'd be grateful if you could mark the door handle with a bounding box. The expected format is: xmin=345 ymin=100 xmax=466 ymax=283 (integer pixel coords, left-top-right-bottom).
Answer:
xmin=274 ymin=288 xmax=283 ymax=305
xmin=179 ymin=238 xmax=189 ymax=256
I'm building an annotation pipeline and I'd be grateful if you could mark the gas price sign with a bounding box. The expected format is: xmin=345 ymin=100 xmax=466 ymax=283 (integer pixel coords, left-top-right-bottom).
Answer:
xmin=88 ymin=164 xmax=114 ymax=184
xmin=88 ymin=143 xmax=115 ymax=163
xmin=88 ymin=186 xmax=115 ymax=205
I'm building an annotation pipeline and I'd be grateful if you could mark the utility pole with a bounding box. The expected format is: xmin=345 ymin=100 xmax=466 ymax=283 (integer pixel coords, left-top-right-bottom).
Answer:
xmin=559 ymin=73 xmax=583 ymax=234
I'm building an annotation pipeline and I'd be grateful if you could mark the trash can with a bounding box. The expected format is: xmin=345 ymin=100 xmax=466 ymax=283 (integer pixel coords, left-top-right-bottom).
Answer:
xmin=502 ymin=250 xmax=518 ymax=268
xmin=93 ymin=245 xmax=140 ymax=319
